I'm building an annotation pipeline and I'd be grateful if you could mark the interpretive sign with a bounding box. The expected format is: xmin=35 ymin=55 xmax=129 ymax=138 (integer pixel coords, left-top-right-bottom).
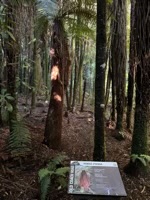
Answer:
xmin=68 ymin=161 xmax=127 ymax=197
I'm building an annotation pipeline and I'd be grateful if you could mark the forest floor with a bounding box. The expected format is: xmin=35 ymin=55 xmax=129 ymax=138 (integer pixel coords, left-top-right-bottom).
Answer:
xmin=0 ymin=99 xmax=150 ymax=200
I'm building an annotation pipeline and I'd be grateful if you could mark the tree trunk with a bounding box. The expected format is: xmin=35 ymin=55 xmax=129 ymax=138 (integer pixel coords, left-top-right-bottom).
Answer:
xmin=72 ymin=38 xmax=79 ymax=111
xmin=105 ymin=53 xmax=111 ymax=109
xmin=111 ymin=0 xmax=127 ymax=133
xmin=31 ymin=5 xmax=37 ymax=110
xmin=43 ymin=19 xmax=70 ymax=149
xmin=130 ymin=0 xmax=150 ymax=173
xmin=31 ymin=38 xmax=37 ymax=110
xmin=126 ymin=0 xmax=135 ymax=130
xmin=80 ymin=79 xmax=86 ymax=112
xmin=93 ymin=0 xmax=106 ymax=161
xmin=78 ymin=41 xmax=86 ymax=104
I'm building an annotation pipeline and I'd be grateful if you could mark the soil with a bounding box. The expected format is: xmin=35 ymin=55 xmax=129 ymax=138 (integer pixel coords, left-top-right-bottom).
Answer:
xmin=0 ymin=101 xmax=150 ymax=200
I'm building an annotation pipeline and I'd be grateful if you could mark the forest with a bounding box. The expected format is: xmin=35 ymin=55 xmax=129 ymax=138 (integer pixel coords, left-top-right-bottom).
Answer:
xmin=0 ymin=0 xmax=150 ymax=200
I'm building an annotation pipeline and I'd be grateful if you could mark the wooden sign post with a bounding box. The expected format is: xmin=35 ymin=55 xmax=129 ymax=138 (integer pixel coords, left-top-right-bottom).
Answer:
xmin=68 ymin=161 xmax=127 ymax=200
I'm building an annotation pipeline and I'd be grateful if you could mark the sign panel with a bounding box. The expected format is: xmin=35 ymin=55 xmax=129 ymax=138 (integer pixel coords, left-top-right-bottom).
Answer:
xmin=68 ymin=161 xmax=127 ymax=197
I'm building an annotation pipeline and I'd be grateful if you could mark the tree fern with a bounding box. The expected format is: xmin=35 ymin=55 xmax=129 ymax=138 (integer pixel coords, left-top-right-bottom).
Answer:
xmin=7 ymin=119 xmax=31 ymax=156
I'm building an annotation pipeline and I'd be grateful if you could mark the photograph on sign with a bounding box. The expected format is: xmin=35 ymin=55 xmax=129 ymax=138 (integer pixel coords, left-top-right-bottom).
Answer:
xmin=68 ymin=161 xmax=127 ymax=197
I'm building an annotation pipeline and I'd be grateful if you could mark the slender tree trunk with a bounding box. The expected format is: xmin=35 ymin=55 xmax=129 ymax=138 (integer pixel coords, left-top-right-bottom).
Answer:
xmin=72 ymin=38 xmax=79 ymax=111
xmin=69 ymin=64 xmax=73 ymax=110
xmin=43 ymin=34 xmax=49 ymax=100
xmin=116 ymin=1 xmax=126 ymax=132
xmin=105 ymin=53 xmax=111 ymax=109
xmin=80 ymin=79 xmax=86 ymax=112
xmin=31 ymin=5 xmax=37 ymax=110
xmin=93 ymin=0 xmax=106 ymax=161
xmin=126 ymin=0 xmax=135 ymax=130
xmin=71 ymin=0 xmax=81 ymax=111
xmin=111 ymin=10 xmax=116 ymax=122
xmin=78 ymin=41 xmax=86 ymax=104
xmin=31 ymin=39 xmax=37 ymax=109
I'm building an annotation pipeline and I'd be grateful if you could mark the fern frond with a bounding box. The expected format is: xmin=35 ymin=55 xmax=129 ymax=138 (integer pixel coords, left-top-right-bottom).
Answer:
xmin=131 ymin=154 xmax=150 ymax=167
xmin=47 ymin=161 xmax=57 ymax=171
xmin=140 ymin=154 xmax=150 ymax=162
xmin=39 ymin=168 xmax=53 ymax=181
xmin=52 ymin=154 xmax=68 ymax=165
xmin=55 ymin=167 xmax=69 ymax=177
xmin=7 ymin=119 xmax=31 ymax=156
xmin=40 ymin=174 xmax=51 ymax=200
xmin=38 ymin=154 xmax=69 ymax=199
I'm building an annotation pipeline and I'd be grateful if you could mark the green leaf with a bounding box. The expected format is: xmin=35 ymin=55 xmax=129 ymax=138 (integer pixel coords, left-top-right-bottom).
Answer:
xmin=6 ymin=102 xmax=13 ymax=112
xmin=1 ymin=89 xmax=7 ymax=95
xmin=40 ymin=175 xmax=51 ymax=200
xmin=6 ymin=31 xmax=16 ymax=41
xmin=137 ymin=157 xmax=147 ymax=166
xmin=55 ymin=167 xmax=69 ymax=177
xmin=131 ymin=154 xmax=150 ymax=167
xmin=39 ymin=168 xmax=53 ymax=181
xmin=6 ymin=95 xmax=14 ymax=101
xmin=28 ymin=38 xmax=36 ymax=45
xmin=47 ymin=161 xmax=56 ymax=171
xmin=22 ymin=81 xmax=31 ymax=89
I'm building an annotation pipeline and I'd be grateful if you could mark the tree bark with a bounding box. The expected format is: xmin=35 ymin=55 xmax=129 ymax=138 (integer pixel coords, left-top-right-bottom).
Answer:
xmin=43 ymin=19 xmax=70 ymax=149
xmin=80 ymin=79 xmax=86 ymax=112
xmin=126 ymin=0 xmax=135 ymax=130
xmin=130 ymin=0 xmax=150 ymax=172
xmin=111 ymin=0 xmax=127 ymax=133
xmin=93 ymin=0 xmax=106 ymax=161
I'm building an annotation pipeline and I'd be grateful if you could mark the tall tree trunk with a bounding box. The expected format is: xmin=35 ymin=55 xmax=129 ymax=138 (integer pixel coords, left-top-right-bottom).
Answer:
xmin=71 ymin=0 xmax=81 ymax=111
xmin=111 ymin=0 xmax=127 ymax=134
xmin=31 ymin=5 xmax=37 ymax=110
xmin=93 ymin=0 xmax=106 ymax=161
xmin=78 ymin=41 xmax=86 ymax=104
xmin=72 ymin=38 xmax=79 ymax=111
xmin=130 ymin=0 xmax=150 ymax=173
xmin=110 ymin=9 xmax=116 ymax=122
xmin=126 ymin=0 xmax=135 ymax=130
xmin=31 ymin=39 xmax=37 ymax=110
xmin=43 ymin=19 xmax=70 ymax=149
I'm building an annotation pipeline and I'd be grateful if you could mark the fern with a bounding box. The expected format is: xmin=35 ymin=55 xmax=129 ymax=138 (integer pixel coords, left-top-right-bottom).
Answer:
xmin=40 ymin=174 xmax=51 ymax=200
xmin=38 ymin=154 xmax=69 ymax=200
xmin=131 ymin=154 xmax=150 ymax=167
xmin=52 ymin=154 xmax=68 ymax=165
xmin=55 ymin=167 xmax=70 ymax=177
xmin=7 ymin=119 xmax=31 ymax=156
